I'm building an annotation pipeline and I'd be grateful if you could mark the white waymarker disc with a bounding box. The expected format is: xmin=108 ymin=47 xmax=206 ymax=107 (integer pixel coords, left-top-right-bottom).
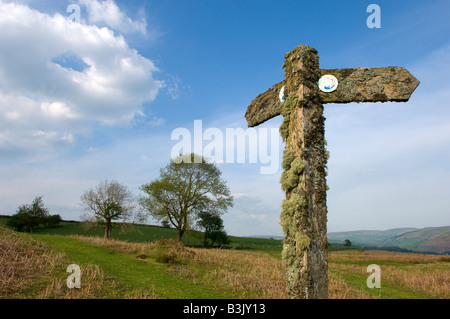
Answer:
xmin=318 ymin=74 xmax=338 ymax=93
xmin=279 ymin=86 xmax=286 ymax=102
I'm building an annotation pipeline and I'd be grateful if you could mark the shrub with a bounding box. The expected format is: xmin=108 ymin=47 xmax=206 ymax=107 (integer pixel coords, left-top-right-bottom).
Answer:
xmin=7 ymin=196 xmax=55 ymax=233
xmin=155 ymin=251 xmax=178 ymax=264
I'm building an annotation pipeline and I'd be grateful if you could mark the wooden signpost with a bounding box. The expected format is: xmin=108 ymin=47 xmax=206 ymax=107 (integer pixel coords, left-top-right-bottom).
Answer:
xmin=245 ymin=45 xmax=419 ymax=299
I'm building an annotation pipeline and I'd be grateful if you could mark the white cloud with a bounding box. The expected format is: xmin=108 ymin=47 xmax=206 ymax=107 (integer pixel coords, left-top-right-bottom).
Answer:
xmin=222 ymin=191 xmax=282 ymax=236
xmin=79 ymin=0 xmax=147 ymax=35
xmin=231 ymin=193 xmax=249 ymax=199
xmin=0 ymin=0 xmax=163 ymax=157
xmin=40 ymin=102 xmax=78 ymax=119
xmin=147 ymin=116 xmax=166 ymax=127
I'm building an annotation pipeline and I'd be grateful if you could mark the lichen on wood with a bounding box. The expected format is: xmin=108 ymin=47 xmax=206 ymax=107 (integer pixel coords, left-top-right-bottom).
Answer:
xmin=244 ymin=66 xmax=419 ymax=128
xmin=280 ymin=193 xmax=307 ymax=235
xmin=279 ymin=93 xmax=298 ymax=142
xmin=295 ymin=232 xmax=311 ymax=251
xmin=319 ymin=67 xmax=420 ymax=104
xmin=280 ymin=157 xmax=305 ymax=192
xmin=281 ymin=150 xmax=295 ymax=171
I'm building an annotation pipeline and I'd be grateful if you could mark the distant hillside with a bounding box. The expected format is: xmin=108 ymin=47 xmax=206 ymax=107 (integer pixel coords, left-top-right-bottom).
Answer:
xmin=328 ymin=226 xmax=450 ymax=255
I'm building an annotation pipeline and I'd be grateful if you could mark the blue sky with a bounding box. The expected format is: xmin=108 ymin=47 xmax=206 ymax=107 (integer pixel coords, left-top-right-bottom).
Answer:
xmin=0 ymin=0 xmax=449 ymax=237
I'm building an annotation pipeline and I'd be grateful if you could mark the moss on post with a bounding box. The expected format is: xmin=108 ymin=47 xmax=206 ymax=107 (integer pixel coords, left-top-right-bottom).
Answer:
xmin=281 ymin=150 xmax=295 ymax=171
xmin=279 ymin=93 xmax=298 ymax=142
xmin=280 ymin=157 xmax=305 ymax=192
xmin=280 ymin=193 xmax=307 ymax=235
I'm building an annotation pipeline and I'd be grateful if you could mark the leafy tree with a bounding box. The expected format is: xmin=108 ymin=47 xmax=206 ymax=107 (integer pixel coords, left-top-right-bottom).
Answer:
xmin=43 ymin=214 xmax=62 ymax=228
xmin=80 ymin=179 xmax=139 ymax=239
xmin=196 ymin=211 xmax=230 ymax=247
xmin=210 ymin=230 xmax=230 ymax=247
xmin=140 ymin=153 xmax=233 ymax=242
xmin=344 ymin=239 xmax=352 ymax=247
xmin=7 ymin=196 xmax=56 ymax=233
xmin=7 ymin=210 xmax=37 ymax=233
xmin=161 ymin=220 xmax=171 ymax=228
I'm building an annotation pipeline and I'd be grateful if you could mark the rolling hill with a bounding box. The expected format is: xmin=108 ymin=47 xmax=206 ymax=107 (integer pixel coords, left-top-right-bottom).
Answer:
xmin=328 ymin=226 xmax=450 ymax=254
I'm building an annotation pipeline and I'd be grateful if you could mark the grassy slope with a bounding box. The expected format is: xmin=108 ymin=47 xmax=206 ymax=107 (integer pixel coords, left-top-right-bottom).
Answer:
xmin=35 ymin=234 xmax=235 ymax=299
xmin=6 ymin=216 xmax=448 ymax=254
xmin=328 ymin=250 xmax=449 ymax=299
xmin=329 ymin=259 xmax=426 ymax=298
xmin=26 ymin=234 xmax=450 ymax=299
xmin=2 ymin=219 xmax=449 ymax=299
xmin=26 ymin=219 xmax=284 ymax=252
xmin=396 ymin=227 xmax=450 ymax=254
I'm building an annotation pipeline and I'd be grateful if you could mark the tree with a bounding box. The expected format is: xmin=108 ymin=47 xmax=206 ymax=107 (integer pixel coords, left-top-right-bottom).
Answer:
xmin=140 ymin=153 xmax=233 ymax=242
xmin=43 ymin=214 xmax=62 ymax=228
xmin=161 ymin=220 xmax=171 ymax=228
xmin=80 ymin=179 xmax=138 ymax=239
xmin=7 ymin=196 xmax=56 ymax=233
xmin=7 ymin=210 xmax=38 ymax=233
xmin=196 ymin=211 xmax=230 ymax=247
xmin=344 ymin=239 xmax=352 ymax=247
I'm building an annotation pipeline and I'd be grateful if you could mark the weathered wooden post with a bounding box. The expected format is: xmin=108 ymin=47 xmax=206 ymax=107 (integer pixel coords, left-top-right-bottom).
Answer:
xmin=245 ymin=44 xmax=419 ymax=299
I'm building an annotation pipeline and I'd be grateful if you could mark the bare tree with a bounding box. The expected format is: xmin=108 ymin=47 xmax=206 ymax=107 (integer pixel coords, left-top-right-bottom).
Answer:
xmin=80 ymin=179 xmax=139 ymax=239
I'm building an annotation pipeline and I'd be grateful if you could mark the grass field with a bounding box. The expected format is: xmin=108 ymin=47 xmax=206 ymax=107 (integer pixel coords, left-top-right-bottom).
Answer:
xmin=0 ymin=217 xmax=284 ymax=252
xmin=1 ymin=219 xmax=449 ymax=299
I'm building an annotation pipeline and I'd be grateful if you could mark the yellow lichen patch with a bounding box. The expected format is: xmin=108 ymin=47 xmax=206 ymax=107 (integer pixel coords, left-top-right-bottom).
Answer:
xmin=279 ymin=93 xmax=298 ymax=142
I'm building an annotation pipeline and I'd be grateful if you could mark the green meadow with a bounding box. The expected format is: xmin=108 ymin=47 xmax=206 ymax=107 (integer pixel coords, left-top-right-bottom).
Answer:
xmin=5 ymin=218 xmax=283 ymax=252
xmin=1 ymin=217 xmax=448 ymax=299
